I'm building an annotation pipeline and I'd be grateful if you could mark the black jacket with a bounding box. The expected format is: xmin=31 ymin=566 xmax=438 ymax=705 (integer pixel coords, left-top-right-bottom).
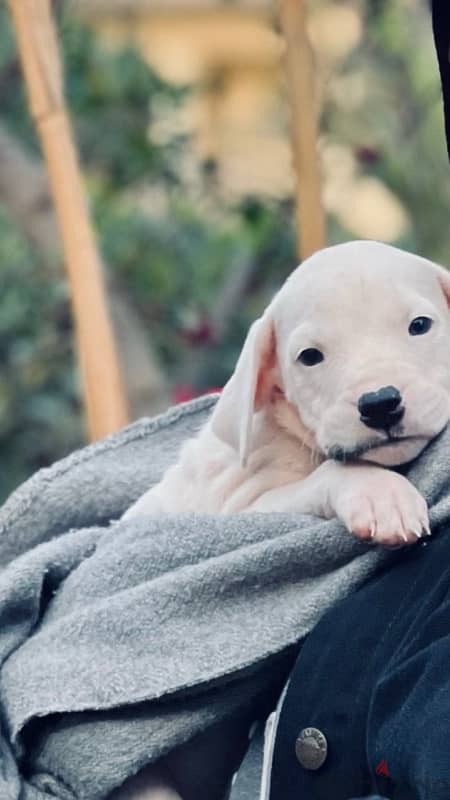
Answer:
xmin=432 ymin=1 xmax=450 ymax=159
xmin=269 ymin=530 xmax=450 ymax=800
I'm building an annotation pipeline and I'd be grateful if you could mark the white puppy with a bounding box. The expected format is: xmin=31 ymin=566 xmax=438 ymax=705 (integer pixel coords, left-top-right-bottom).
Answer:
xmin=125 ymin=240 xmax=450 ymax=546
xmin=114 ymin=240 xmax=450 ymax=800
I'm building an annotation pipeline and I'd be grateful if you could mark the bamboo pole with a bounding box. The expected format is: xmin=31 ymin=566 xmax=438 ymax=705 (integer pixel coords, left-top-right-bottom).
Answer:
xmin=279 ymin=0 xmax=326 ymax=260
xmin=7 ymin=0 xmax=129 ymax=440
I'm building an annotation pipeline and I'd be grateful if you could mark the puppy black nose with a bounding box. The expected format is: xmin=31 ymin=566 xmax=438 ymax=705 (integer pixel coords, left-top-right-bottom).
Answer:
xmin=357 ymin=385 xmax=404 ymax=430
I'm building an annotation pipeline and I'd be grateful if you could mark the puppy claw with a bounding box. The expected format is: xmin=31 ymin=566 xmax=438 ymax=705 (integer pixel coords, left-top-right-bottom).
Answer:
xmin=411 ymin=527 xmax=424 ymax=539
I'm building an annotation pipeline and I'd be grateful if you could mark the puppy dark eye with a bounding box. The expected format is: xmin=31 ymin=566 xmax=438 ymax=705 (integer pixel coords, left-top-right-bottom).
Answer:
xmin=408 ymin=316 xmax=433 ymax=336
xmin=297 ymin=348 xmax=324 ymax=366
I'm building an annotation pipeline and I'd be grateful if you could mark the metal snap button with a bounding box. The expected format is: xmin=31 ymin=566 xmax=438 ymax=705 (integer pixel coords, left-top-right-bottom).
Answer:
xmin=295 ymin=727 xmax=328 ymax=770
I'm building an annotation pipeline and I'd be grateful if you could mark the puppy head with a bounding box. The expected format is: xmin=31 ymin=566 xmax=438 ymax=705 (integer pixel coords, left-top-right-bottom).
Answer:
xmin=211 ymin=240 xmax=450 ymax=467
xmin=274 ymin=240 xmax=450 ymax=466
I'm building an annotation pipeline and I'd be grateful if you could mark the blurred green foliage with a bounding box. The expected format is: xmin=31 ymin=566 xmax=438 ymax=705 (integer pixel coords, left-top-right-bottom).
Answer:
xmin=0 ymin=208 xmax=79 ymax=500
xmin=0 ymin=1 xmax=450 ymax=502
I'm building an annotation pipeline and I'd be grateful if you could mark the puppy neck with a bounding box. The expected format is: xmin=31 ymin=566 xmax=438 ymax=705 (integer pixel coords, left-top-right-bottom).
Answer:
xmin=271 ymin=388 xmax=317 ymax=446
xmin=249 ymin=391 xmax=323 ymax=473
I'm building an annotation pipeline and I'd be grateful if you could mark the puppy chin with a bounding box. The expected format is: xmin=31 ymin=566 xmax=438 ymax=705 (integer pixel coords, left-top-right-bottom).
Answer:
xmin=322 ymin=430 xmax=435 ymax=467
xmin=358 ymin=436 xmax=430 ymax=467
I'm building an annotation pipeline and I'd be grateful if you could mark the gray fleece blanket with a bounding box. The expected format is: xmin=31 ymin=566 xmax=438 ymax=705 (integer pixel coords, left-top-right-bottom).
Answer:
xmin=1 ymin=395 xmax=450 ymax=800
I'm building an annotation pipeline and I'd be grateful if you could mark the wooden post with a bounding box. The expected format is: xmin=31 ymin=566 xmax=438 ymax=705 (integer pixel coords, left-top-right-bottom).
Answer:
xmin=279 ymin=0 xmax=326 ymax=260
xmin=7 ymin=0 xmax=129 ymax=440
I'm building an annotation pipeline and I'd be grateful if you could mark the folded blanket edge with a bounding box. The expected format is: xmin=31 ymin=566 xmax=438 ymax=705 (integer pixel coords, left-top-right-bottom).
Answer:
xmin=0 ymin=395 xmax=218 ymax=535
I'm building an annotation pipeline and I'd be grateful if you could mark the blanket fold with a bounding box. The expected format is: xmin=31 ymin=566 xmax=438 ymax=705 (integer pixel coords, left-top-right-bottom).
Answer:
xmin=0 ymin=395 xmax=448 ymax=800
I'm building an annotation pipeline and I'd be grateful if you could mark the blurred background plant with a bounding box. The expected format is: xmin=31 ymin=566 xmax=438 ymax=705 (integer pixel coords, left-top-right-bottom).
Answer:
xmin=0 ymin=0 xmax=448 ymax=501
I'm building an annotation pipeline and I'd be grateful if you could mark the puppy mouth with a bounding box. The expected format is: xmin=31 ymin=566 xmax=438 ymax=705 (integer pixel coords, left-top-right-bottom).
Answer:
xmin=327 ymin=434 xmax=425 ymax=463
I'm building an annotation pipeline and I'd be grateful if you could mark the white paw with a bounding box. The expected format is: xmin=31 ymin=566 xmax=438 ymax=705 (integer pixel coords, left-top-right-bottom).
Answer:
xmin=334 ymin=468 xmax=430 ymax=547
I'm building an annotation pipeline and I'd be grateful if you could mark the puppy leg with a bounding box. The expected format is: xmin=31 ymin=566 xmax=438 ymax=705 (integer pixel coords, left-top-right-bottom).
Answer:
xmin=246 ymin=460 xmax=430 ymax=547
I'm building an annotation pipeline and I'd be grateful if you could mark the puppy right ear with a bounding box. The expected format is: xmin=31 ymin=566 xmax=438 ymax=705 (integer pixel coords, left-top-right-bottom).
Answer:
xmin=209 ymin=313 xmax=276 ymax=467
xmin=433 ymin=262 xmax=450 ymax=307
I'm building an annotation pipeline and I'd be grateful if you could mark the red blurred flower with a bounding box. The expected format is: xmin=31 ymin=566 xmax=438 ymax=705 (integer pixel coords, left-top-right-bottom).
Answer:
xmin=179 ymin=319 xmax=213 ymax=346
xmin=355 ymin=145 xmax=381 ymax=165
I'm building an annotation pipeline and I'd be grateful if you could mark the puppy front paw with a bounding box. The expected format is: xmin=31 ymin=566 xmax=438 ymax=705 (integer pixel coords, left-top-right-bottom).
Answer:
xmin=334 ymin=468 xmax=430 ymax=547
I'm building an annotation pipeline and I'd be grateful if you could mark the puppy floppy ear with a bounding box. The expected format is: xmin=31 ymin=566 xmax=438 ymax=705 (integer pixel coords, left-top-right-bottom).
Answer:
xmin=434 ymin=263 xmax=450 ymax=306
xmin=210 ymin=313 xmax=277 ymax=466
